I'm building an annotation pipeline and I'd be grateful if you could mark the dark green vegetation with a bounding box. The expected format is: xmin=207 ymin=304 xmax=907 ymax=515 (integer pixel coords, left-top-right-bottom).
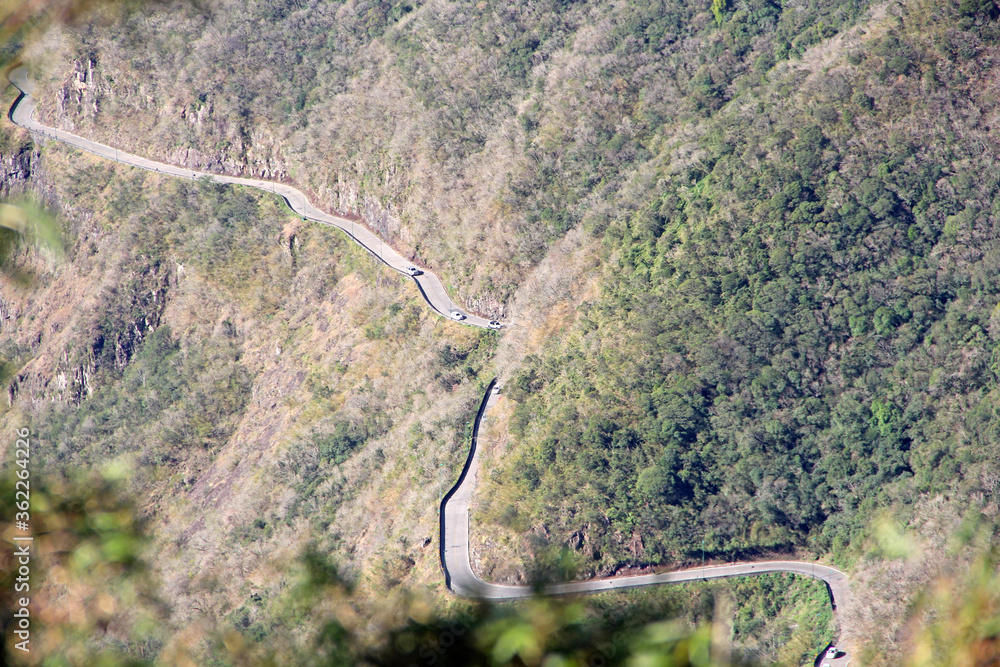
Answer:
xmin=493 ymin=0 xmax=1000 ymax=575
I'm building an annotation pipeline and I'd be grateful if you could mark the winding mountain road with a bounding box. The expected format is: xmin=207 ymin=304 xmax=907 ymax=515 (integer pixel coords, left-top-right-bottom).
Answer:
xmin=7 ymin=66 xmax=494 ymax=329
xmin=8 ymin=67 xmax=854 ymax=662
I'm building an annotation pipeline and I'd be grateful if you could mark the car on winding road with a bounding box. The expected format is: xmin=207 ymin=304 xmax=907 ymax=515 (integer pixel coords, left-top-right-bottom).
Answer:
xmin=487 ymin=320 xmax=502 ymax=330
xmin=450 ymin=310 xmax=466 ymax=321
xmin=404 ymin=266 xmax=422 ymax=276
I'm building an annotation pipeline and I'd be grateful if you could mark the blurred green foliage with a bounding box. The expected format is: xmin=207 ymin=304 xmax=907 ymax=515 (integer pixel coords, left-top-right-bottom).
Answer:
xmin=0 ymin=196 xmax=63 ymax=285
xmin=3 ymin=468 xmax=999 ymax=667
xmin=0 ymin=463 xmax=165 ymax=664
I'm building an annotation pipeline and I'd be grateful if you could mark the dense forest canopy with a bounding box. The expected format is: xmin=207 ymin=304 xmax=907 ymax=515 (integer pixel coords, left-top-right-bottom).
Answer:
xmin=486 ymin=0 xmax=1000 ymax=570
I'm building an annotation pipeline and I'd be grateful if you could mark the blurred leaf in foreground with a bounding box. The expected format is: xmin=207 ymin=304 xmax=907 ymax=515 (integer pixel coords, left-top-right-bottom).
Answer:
xmin=0 ymin=459 xmax=167 ymax=665
xmin=899 ymin=515 xmax=1000 ymax=667
xmin=0 ymin=0 xmax=157 ymax=70
xmin=0 ymin=196 xmax=63 ymax=284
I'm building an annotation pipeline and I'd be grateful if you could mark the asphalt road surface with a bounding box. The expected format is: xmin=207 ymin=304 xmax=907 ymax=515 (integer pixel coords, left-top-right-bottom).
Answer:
xmin=7 ymin=66 xmax=498 ymax=331
xmin=9 ymin=67 xmax=853 ymax=665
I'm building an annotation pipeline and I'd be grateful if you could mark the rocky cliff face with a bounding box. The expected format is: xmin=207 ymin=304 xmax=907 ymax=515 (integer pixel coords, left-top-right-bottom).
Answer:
xmin=52 ymin=57 xmax=289 ymax=179
xmin=1 ymin=115 xmax=172 ymax=407
xmin=1 ymin=129 xmax=42 ymax=406
xmin=0 ymin=142 xmax=34 ymax=196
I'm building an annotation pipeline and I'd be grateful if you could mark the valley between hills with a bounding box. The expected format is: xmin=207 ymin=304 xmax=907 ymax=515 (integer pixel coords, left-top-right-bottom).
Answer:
xmin=4 ymin=0 xmax=1000 ymax=664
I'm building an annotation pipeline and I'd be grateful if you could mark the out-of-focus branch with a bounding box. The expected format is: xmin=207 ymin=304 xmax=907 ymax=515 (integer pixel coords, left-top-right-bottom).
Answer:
xmin=0 ymin=197 xmax=62 ymax=279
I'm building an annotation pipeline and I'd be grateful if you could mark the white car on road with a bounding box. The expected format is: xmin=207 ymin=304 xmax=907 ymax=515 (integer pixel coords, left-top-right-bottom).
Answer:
xmin=404 ymin=266 xmax=422 ymax=276
xmin=450 ymin=311 xmax=466 ymax=321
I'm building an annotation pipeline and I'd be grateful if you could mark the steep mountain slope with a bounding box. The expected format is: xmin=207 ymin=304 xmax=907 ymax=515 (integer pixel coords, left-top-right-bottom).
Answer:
xmin=0 ymin=110 xmax=503 ymax=652
xmin=25 ymin=0 xmax=873 ymax=313
xmin=472 ymin=0 xmax=1000 ymax=659
xmin=0 ymin=83 xmax=833 ymax=665
xmin=4 ymin=0 xmax=1000 ymax=663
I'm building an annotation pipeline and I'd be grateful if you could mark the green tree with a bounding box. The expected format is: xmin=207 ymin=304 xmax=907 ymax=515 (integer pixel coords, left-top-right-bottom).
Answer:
xmin=712 ymin=0 xmax=730 ymax=25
